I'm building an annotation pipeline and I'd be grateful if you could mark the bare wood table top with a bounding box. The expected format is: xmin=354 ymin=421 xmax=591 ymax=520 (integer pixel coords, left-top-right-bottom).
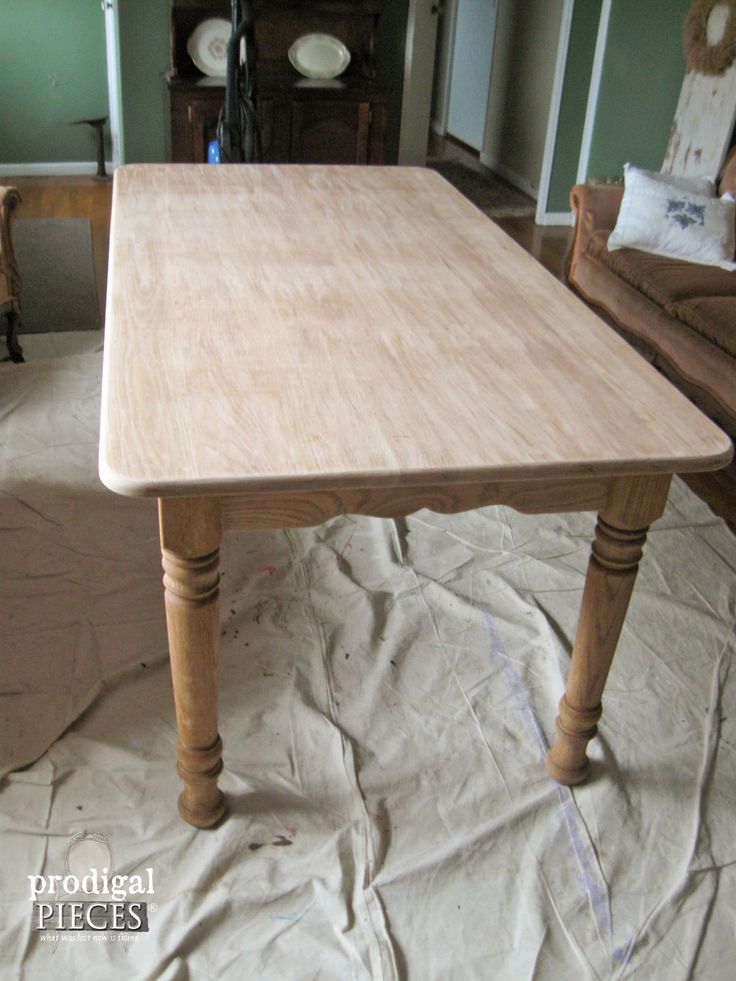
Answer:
xmin=100 ymin=164 xmax=732 ymax=828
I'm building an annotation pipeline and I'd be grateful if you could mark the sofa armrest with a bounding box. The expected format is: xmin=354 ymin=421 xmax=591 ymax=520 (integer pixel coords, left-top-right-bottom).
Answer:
xmin=565 ymin=183 xmax=624 ymax=283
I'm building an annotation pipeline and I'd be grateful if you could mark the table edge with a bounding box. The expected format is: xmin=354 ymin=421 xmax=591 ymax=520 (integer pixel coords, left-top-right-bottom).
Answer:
xmin=98 ymin=440 xmax=734 ymax=499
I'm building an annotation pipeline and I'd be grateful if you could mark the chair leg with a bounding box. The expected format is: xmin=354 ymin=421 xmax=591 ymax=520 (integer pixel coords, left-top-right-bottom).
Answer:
xmin=5 ymin=309 xmax=24 ymax=363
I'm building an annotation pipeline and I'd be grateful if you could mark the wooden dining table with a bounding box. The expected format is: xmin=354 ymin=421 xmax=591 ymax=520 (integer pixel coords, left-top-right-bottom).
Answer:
xmin=100 ymin=164 xmax=732 ymax=828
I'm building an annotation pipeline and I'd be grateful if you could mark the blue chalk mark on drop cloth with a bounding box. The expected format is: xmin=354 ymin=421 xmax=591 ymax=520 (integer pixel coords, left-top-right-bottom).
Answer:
xmin=483 ymin=613 xmax=614 ymax=959
xmin=270 ymin=905 xmax=313 ymax=923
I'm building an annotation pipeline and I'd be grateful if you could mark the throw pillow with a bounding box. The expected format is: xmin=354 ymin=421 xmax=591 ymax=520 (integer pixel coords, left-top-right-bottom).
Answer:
xmin=622 ymin=162 xmax=716 ymax=197
xmin=608 ymin=166 xmax=736 ymax=270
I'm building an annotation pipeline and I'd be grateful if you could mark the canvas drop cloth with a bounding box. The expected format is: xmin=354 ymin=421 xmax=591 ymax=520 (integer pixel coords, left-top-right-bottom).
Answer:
xmin=1 ymin=351 xmax=735 ymax=980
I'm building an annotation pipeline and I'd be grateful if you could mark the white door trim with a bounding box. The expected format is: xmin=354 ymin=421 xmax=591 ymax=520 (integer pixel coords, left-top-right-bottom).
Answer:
xmin=576 ymin=0 xmax=612 ymax=184
xmin=399 ymin=0 xmax=420 ymax=163
xmin=399 ymin=0 xmax=442 ymax=164
xmin=535 ymin=0 xmax=575 ymax=225
xmin=103 ymin=0 xmax=124 ymax=167
xmin=536 ymin=210 xmax=576 ymax=227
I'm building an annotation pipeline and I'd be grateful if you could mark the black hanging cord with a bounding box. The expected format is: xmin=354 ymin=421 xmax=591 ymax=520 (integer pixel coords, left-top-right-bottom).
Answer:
xmin=218 ymin=0 xmax=259 ymax=163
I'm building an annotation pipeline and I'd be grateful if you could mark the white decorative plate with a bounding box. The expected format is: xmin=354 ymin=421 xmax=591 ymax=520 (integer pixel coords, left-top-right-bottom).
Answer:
xmin=288 ymin=34 xmax=351 ymax=80
xmin=187 ymin=18 xmax=232 ymax=77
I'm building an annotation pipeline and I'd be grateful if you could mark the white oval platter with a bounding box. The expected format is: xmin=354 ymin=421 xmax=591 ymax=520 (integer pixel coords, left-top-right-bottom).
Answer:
xmin=288 ymin=34 xmax=351 ymax=80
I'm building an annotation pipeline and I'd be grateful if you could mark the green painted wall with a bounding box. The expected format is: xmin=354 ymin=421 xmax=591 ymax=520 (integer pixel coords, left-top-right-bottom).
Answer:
xmin=117 ymin=0 xmax=170 ymax=163
xmin=586 ymin=0 xmax=690 ymax=180
xmin=546 ymin=0 xmax=602 ymax=213
xmin=0 ymin=0 xmax=109 ymax=163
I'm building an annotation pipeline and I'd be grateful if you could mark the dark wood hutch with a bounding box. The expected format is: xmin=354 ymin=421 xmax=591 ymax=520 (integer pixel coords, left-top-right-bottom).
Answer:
xmin=167 ymin=0 xmax=389 ymax=164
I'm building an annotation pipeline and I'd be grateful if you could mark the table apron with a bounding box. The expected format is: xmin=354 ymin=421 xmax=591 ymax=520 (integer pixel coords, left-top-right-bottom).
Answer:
xmin=215 ymin=476 xmax=616 ymax=533
xmin=155 ymin=472 xmax=672 ymax=826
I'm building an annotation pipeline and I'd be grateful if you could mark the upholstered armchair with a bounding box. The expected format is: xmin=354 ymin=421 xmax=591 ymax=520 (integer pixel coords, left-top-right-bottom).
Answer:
xmin=0 ymin=186 xmax=23 ymax=363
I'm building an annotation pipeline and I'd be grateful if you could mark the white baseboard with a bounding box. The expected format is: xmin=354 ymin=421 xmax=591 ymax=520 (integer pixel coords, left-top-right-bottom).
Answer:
xmin=480 ymin=154 xmax=538 ymax=200
xmin=0 ymin=161 xmax=116 ymax=177
xmin=535 ymin=210 xmax=575 ymax=227
xmin=479 ymin=149 xmax=499 ymax=171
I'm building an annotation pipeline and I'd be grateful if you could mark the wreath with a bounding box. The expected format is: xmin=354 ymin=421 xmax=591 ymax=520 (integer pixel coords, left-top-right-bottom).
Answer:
xmin=685 ymin=0 xmax=736 ymax=75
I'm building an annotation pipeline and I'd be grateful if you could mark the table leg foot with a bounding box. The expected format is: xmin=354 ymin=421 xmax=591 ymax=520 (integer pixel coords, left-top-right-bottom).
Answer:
xmin=176 ymin=735 xmax=226 ymax=828
xmin=546 ymin=475 xmax=671 ymax=786
xmin=159 ymin=498 xmax=224 ymax=828
xmin=545 ymin=698 xmax=601 ymax=784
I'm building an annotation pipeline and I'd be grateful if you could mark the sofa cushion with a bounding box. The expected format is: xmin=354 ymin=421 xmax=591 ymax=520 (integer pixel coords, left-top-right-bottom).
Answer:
xmin=587 ymin=230 xmax=736 ymax=357
xmin=669 ymin=296 xmax=736 ymax=358
xmin=571 ymin=253 xmax=736 ymax=435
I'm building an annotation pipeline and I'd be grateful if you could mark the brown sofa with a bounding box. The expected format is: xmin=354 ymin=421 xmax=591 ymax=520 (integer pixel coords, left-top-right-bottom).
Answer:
xmin=566 ymin=157 xmax=736 ymax=518
xmin=566 ymin=155 xmax=736 ymax=439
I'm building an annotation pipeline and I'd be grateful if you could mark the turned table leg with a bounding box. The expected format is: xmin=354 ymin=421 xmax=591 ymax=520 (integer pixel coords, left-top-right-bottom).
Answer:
xmin=546 ymin=474 xmax=672 ymax=785
xmin=159 ymin=497 xmax=225 ymax=828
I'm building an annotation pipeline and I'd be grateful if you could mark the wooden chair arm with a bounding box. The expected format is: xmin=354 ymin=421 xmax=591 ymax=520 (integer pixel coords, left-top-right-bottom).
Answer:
xmin=0 ymin=186 xmax=22 ymax=300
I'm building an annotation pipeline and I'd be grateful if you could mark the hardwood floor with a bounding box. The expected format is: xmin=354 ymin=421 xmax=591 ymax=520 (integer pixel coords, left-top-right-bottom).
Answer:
xmin=427 ymin=131 xmax=574 ymax=278
xmin=495 ymin=214 xmax=572 ymax=278
xmin=3 ymin=167 xmax=732 ymax=529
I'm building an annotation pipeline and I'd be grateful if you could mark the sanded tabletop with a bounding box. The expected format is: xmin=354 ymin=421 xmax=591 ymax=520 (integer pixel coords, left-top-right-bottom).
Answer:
xmin=99 ymin=164 xmax=732 ymax=497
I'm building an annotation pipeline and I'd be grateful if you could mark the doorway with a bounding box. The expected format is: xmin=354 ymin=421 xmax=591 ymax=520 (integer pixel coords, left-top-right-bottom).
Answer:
xmin=445 ymin=0 xmax=498 ymax=152
xmin=403 ymin=0 xmax=573 ymax=224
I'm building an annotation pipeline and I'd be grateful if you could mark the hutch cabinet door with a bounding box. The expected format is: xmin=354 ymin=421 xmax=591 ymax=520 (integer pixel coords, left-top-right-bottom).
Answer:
xmin=190 ymin=99 xmax=222 ymax=163
xmin=171 ymin=90 xmax=224 ymax=163
xmin=290 ymin=100 xmax=371 ymax=164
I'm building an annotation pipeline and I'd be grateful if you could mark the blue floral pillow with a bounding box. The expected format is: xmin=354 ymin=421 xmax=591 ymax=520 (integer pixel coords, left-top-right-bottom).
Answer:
xmin=608 ymin=164 xmax=736 ymax=270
